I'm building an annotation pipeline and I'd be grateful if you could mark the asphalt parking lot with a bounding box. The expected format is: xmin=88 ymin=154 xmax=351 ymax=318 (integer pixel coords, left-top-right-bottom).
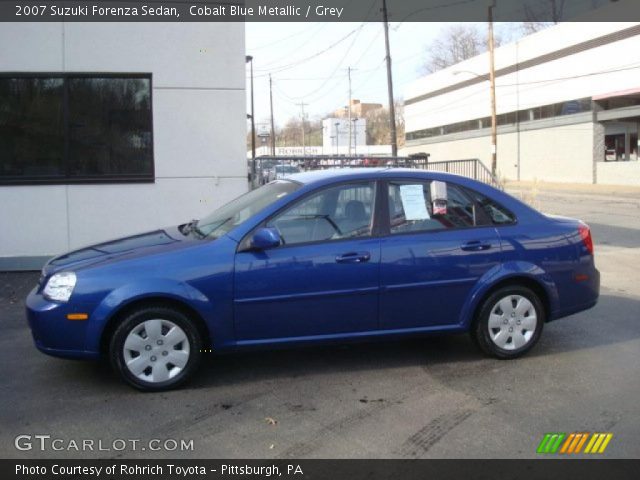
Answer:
xmin=1 ymin=184 xmax=639 ymax=459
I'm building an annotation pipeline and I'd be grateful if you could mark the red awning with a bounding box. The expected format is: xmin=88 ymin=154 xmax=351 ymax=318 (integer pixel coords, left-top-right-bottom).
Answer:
xmin=593 ymin=87 xmax=640 ymax=101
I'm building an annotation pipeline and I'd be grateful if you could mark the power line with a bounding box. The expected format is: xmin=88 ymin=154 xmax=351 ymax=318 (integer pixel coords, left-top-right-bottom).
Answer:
xmin=279 ymin=22 xmax=367 ymax=104
xmin=252 ymin=0 xmax=379 ymax=77
xmin=252 ymin=23 xmax=368 ymax=77
xmin=352 ymin=58 xmax=386 ymax=93
xmin=247 ymin=22 xmax=328 ymax=51
xmin=395 ymin=0 xmax=479 ymax=26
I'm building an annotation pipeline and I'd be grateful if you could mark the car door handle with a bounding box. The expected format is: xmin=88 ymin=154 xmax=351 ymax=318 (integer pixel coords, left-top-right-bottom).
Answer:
xmin=460 ymin=241 xmax=492 ymax=251
xmin=335 ymin=251 xmax=371 ymax=263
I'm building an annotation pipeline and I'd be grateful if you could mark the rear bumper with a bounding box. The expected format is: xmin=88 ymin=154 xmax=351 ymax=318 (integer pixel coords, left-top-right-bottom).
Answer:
xmin=550 ymin=267 xmax=600 ymax=321
xmin=26 ymin=287 xmax=99 ymax=360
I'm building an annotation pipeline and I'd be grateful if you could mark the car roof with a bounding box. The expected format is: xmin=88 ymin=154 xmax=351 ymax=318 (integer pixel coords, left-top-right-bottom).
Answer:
xmin=286 ymin=167 xmax=480 ymax=187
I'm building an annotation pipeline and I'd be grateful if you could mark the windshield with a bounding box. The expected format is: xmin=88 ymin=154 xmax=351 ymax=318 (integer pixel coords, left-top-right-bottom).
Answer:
xmin=276 ymin=165 xmax=299 ymax=173
xmin=196 ymin=180 xmax=301 ymax=238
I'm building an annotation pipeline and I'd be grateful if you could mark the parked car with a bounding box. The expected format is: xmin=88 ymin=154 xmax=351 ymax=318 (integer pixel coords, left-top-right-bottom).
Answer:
xmin=266 ymin=164 xmax=301 ymax=182
xmin=26 ymin=169 xmax=599 ymax=391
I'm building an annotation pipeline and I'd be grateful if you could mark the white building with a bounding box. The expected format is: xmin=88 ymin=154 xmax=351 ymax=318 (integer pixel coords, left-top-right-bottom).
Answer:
xmin=403 ymin=21 xmax=640 ymax=186
xmin=0 ymin=22 xmax=247 ymax=269
xmin=322 ymin=117 xmax=367 ymax=152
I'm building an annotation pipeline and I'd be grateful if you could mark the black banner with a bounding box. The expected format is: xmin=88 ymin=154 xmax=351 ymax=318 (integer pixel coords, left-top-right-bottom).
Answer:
xmin=2 ymin=0 xmax=640 ymax=22
xmin=4 ymin=459 xmax=640 ymax=480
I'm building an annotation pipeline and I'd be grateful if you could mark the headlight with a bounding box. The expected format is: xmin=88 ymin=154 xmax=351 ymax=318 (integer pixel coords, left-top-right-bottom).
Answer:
xmin=43 ymin=272 xmax=77 ymax=302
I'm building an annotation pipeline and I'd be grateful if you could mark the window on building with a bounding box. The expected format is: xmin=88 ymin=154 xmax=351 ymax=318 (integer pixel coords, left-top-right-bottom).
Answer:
xmin=405 ymin=97 xmax=592 ymax=142
xmin=0 ymin=74 xmax=153 ymax=184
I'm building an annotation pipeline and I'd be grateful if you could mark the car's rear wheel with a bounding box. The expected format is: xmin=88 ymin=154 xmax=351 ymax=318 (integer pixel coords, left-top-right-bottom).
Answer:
xmin=109 ymin=306 xmax=202 ymax=391
xmin=471 ymin=285 xmax=544 ymax=359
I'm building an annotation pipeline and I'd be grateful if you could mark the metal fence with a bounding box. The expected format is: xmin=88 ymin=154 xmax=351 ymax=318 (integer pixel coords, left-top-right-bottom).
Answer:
xmin=248 ymin=155 xmax=500 ymax=190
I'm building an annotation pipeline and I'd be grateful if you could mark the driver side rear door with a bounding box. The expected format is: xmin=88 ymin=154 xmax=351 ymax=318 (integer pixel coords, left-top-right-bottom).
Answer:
xmin=233 ymin=181 xmax=381 ymax=343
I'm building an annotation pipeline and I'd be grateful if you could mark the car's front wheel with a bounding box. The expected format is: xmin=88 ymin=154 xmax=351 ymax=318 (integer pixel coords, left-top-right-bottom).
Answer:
xmin=109 ymin=306 xmax=203 ymax=391
xmin=471 ymin=285 xmax=545 ymax=359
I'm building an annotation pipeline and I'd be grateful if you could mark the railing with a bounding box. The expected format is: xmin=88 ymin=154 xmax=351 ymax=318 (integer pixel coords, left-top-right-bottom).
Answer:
xmin=248 ymin=155 xmax=500 ymax=189
xmin=424 ymin=158 xmax=500 ymax=188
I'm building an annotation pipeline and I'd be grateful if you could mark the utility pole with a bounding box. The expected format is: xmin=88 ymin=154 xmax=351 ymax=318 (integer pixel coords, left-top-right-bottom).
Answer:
xmin=335 ymin=122 xmax=340 ymax=154
xmin=382 ymin=0 xmax=398 ymax=157
xmin=352 ymin=117 xmax=358 ymax=155
xmin=488 ymin=0 xmax=498 ymax=176
xmin=269 ymin=74 xmax=276 ymax=156
xmin=297 ymin=101 xmax=308 ymax=156
xmin=346 ymin=67 xmax=354 ymax=155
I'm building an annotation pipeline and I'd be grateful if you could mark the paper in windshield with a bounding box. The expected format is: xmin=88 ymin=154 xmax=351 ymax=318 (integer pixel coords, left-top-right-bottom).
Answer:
xmin=399 ymin=184 xmax=430 ymax=220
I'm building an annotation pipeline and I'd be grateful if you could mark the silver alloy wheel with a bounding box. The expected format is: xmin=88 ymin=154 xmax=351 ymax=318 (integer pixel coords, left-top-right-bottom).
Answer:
xmin=487 ymin=295 xmax=537 ymax=351
xmin=123 ymin=319 xmax=190 ymax=383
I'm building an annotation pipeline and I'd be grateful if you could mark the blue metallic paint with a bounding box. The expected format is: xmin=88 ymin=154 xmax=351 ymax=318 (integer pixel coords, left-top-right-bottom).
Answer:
xmin=26 ymin=169 xmax=600 ymax=360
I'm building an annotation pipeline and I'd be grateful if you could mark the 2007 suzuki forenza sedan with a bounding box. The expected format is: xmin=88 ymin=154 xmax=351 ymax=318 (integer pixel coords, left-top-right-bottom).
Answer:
xmin=27 ymin=169 xmax=599 ymax=391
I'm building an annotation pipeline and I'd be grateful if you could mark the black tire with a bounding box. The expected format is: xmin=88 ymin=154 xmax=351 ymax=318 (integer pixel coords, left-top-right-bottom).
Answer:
xmin=471 ymin=285 xmax=545 ymax=359
xmin=109 ymin=306 xmax=203 ymax=391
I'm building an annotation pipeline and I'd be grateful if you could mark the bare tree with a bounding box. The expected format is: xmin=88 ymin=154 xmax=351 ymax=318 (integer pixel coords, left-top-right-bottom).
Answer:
xmin=422 ymin=24 xmax=501 ymax=74
xmin=361 ymin=100 xmax=404 ymax=147
xmin=521 ymin=0 xmax=566 ymax=34
xmin=269 ymin=116 xmax=323 ymax=147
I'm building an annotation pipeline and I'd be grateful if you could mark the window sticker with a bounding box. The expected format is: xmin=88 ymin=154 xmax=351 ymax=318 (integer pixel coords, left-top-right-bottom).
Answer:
xmin=399 ymin=184 xmax=430 ymax=220
xmin=430 ymin=181 xmax=448 ymax=215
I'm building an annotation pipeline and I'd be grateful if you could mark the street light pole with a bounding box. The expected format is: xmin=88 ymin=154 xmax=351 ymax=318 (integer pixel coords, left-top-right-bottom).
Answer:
xmin=245 ymin=55 xmax=256 ymax=161
xmin=488 ymin=1 xmax=498 ymax=177
xmin=269 ymin=74 xmax=276 ymax=156
xmin=352 ymin=118 xmax=358 ymax=155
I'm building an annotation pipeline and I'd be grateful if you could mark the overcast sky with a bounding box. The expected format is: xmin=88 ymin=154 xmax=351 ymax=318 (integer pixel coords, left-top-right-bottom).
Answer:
xmin=244 ymin=22 xmax=526 ymax=131
xmin=245 ymin=22 xmax=446 ymax=130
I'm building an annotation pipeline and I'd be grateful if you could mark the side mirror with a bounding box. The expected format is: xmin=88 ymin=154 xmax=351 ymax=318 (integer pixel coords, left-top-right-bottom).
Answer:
xmin=251 ymin=227 xmax=281 ymax=250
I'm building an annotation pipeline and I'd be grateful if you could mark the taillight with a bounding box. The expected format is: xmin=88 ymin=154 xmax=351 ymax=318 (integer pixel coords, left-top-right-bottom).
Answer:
xmin=578 ymin=223 xmax=594 ymax=255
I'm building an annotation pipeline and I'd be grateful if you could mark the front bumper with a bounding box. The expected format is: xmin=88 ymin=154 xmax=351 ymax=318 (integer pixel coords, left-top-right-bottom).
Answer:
xmin=26 ymin=287 xmax=100 ymax=360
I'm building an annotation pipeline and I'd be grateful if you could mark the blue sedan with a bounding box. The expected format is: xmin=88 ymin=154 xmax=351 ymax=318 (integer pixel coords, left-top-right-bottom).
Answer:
xmin=26 ymin=169 xmax=599 ymax=390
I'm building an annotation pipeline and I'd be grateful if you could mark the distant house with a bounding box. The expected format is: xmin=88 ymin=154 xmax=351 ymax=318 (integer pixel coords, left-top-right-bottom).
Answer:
xmin=333 ymin=99 xmax=383 ymax=119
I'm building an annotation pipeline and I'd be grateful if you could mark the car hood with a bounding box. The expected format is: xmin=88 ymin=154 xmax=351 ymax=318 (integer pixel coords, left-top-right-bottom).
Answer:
xmin=42 ymin=226 xmax=198 ymax=276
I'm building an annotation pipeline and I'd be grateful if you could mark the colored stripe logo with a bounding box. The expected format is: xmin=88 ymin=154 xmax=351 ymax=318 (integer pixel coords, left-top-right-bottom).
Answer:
xmin=537 ymin=433 xmax=613 ymax=454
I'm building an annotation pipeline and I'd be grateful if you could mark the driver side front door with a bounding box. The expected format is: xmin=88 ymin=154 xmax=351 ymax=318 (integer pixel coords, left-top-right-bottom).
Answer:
xmin=233 ymin=181 xmax=380 ymax=343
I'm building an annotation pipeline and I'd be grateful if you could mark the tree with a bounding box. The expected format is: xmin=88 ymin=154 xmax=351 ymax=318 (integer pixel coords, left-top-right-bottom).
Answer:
xmin=361 ymin=100 xmax=404 ymax=148
xmin=520 ymin=0 xmax=566 ymax=34
xmin=421 ymin=24 xmax=502 ymax=74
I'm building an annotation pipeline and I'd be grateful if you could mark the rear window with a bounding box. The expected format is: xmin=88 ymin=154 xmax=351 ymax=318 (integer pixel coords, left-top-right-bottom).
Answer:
xmin=462 ymin=187 xmax=516 ymax=225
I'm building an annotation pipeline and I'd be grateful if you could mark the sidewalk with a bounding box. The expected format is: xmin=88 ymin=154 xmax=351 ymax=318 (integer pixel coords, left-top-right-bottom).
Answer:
xmin=504 ymin=180 xmax=640 ymax=199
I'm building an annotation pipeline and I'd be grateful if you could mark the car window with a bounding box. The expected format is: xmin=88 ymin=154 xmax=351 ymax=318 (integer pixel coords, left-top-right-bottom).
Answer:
xmin=267 ymin=182 xmax=375 ymax=245
xmin=388 ymin=180 xmax=490 ymax=234
xmin=462 ymin=187 xmax=517 ymax=225
xmin=197 ymin=180 xmax=300 ymax=238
